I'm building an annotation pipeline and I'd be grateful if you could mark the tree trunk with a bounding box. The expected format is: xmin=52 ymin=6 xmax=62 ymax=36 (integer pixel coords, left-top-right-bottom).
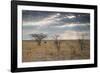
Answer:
xmin=37 ymin=41 xmax=41 ymax=46
xmin=79 ymin=40 xmax=84 ymax=51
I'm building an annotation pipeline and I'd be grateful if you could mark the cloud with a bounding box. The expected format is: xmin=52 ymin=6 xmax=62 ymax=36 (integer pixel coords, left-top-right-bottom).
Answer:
xmin=22 ymin=11 xmax=90 ymax=40
xmin=23 ymin=13 xmax=62 ymax=27
xmin=65 ymin=15 xmax=76 ymax=19
xmin=59 ymin=30 xmax=90 ymax=40
xmin=22 ymin=22 xmax=90 ymax=40
xmin=54 ymin=23 xmax=90 ymax=31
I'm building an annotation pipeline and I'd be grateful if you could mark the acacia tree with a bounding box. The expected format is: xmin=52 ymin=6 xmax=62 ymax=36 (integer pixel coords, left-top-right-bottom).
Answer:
xmin=30 ymin=33 xmax=47 ymax=46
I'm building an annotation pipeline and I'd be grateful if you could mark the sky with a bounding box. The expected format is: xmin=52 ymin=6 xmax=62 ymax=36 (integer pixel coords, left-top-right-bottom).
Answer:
xmin=22 ymin=10 xmax=90 ymax=40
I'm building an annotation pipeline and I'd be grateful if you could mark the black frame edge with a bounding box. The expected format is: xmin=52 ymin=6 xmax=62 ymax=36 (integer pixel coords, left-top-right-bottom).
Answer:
xmin=11 ymin=1 xmax=17 ymax=72
xmin=14 ymin=64 xmax=97 ymax=72
xmin=14 ymin=1 xmax=97 ymax=9
xmin=94 ymin=6 xmax=98 ymax=67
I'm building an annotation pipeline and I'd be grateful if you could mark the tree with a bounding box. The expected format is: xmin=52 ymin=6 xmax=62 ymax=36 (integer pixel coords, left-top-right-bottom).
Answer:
xmin=77 ymin=24 xmax=90 ymax=51
xmin=30 ymin=33 xmax=47 ymax=46
xmin=53 ymin=35 xmax=61 ymax=51
xmin=78 ymin=33 xmax=87 ymax=51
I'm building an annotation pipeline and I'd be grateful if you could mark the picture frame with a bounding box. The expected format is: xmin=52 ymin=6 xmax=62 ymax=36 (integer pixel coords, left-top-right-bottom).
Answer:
xmin=11 ymin=1 xmax=97 ymax=72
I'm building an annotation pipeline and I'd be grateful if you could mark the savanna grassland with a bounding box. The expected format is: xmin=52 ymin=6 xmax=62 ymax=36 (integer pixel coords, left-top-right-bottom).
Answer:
xmin=22 ymin=40 xmax=90 ymax=62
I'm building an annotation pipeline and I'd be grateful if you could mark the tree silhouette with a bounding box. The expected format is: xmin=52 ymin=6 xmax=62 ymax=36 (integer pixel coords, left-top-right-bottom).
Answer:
xmin=78 ymin=33 xmax=87 ymax=51
xmin=53 ymin=35 xmax=61 ymax=51
xmin=30 ymin=33 xmax=47 ymax=46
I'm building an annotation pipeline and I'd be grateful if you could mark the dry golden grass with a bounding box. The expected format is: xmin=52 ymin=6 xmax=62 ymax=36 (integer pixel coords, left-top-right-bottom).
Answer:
xmin=22 ymin=40 xmax=90 ymax=62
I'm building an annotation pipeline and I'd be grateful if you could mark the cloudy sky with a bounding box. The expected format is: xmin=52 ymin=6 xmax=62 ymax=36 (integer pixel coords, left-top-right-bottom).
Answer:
xmin=22 ymin=10 xmax=90 ymax=40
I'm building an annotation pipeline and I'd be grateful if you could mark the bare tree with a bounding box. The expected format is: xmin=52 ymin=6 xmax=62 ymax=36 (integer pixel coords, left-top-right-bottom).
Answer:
xmin=77 ymin=24 xmax=90 ymax=51
xmin=30 ymin=33 xmax=47 ymax=46
xmin=78 ymin=33 xmax=87 ymax=51
xmin=53 ymin=35 xmax=61 ymax=51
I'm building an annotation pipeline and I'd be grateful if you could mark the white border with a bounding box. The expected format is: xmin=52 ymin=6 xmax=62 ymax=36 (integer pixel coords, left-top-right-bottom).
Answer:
xmin=17 ymin=5 xmax=94 ymax=68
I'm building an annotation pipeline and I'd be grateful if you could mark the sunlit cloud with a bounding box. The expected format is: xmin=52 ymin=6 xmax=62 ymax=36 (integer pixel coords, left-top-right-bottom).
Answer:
xmin=23 ymin=13 xmax=62 ymax=27
xmin=64 ymin=15 xmax=76 ymax=19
